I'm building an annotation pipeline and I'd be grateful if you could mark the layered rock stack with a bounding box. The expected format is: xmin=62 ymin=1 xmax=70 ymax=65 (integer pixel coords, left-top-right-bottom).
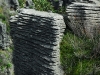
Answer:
xmin=67 ymin=2 xmax=100 ymax=38
xmin=10 ymin=9 xmax=65 ymax=75
xmin=0 ymin=21 xmax=10 ymax=49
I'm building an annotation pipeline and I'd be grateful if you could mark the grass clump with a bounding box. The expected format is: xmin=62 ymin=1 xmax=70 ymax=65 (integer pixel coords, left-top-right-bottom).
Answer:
xmin=0 ymin=7 xmax=6 ymax=21
xmin=0 ymin=14 xmax=6 ymax=21
xmin=60 ymin=30 xmax=100 ymax=75
xmin=0 ymin=48 xmax=13 ymax=72
xmin=32 ymin=0 xmax=53 ymax=11
xmin=18 ymin=0 xmax=26 ymax=8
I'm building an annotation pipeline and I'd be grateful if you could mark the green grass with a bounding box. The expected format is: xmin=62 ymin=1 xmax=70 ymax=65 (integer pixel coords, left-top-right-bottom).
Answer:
xmin=0 ymin=47 xmax=13 ymax=71
xmin=0 ymin=14 xmax=6 ymax=21
xmin=60 ymin=30 xmax=100 ymax=75
xmin=32 ymin=0 xmax=65 ymax=13
xmin=18 ymin=0 xmax=25 ymax=8
xmin=32 ymin=0 xmax=53 ymax=11
xmin=0 ymin=5 xmax=13 ymax=74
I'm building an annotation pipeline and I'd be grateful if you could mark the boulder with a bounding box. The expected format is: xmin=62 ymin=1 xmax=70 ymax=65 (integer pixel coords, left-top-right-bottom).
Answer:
xmin=10 ymin=9 xmax=66 ymax=75
xmin=10 ymin=0 xmax=19 ymax=10
xmin=0 ymin=21 xmax=10 ymax=50
xmin=66 ymin=2 xmax=100 ymax=38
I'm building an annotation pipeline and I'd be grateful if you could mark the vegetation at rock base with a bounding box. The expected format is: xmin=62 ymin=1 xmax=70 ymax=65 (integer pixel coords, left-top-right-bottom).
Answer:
xmin=0 ymin=48 xmax=13 ymax=75
xmin=60 ymin=30 xmax=100 ymax=75
xmin=18 ymin=0 xmax=26 ymax=8
xmin=0 ymin=2 xmax=13 ymax=75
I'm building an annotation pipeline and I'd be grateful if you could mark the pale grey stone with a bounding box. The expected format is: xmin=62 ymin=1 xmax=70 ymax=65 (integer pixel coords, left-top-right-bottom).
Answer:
xmin=0 ymin=0 xmax=19 ymax=10
xmin=66 ymin=2 xmax=100 ymax=38
xmin=0 ymin=21 xmax=10 ymax=49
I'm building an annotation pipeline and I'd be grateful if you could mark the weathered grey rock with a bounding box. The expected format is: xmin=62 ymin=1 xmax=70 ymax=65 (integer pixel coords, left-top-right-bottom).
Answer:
xmin=66 ymin=2 xmax=100 ymax=38
xmin=10 ymin=0 xmax=19 ymax=10
xmin=0 ymin=21 xmax=10 ymax=49
xmin=10 ymin=9 xmax=66 ymax=75
xmin=0 ymin=0 xmax=19 ymax=10
xmin=0 ymin=47 xmax=14 ymax=75
xmin=48 ymin=0 xmax=100 ymax=10
xmin=25 ymin=0 xmax=34 ymax=8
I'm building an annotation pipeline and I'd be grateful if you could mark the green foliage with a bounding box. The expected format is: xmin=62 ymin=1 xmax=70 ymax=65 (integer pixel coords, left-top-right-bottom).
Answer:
xmin=0 ymin=7 xmax=3 ymax=13
xmin=18 ymin=0 xmax=25 ymax=8
xmin=32 ymin=0 xmax=65 ymax=13
xmin=0 ymin=7 xmax=6 ymax=21
xmin=0 ymin=48 xmax=13 ymax=72
xmin=0 ymin=14 xmax=6 ymax=21
xmin=60 ymin=30 xmax=100 ymax=75
xmin=33 ymin=0 xmax=53 ymax=11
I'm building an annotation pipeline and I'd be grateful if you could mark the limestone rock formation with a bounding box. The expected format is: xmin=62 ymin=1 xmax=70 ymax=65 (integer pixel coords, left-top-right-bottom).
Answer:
xmin=48 ymin=0 xmax=100 ymax=10
xmin=0 ymin=21 xmax=10 ymax=50
xmin=0 ymin=0 xmax=19 ymax=10
xmin=10 ymin=9 xmax=66 ymax=75
xmin=66 ymin=2 xmax=100 ymax=38
xmin=25 ymin=0 xmax=34 ymax=8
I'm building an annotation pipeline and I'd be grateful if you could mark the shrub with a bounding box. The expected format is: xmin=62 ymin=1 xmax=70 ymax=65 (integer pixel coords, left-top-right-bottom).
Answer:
xmin=60 ymin=30 xmax=100 ymax=75
xmin=0 ymin=14 xmax=6 ymax=21
xmin=18 ymin=0 xmax=26 ymax=8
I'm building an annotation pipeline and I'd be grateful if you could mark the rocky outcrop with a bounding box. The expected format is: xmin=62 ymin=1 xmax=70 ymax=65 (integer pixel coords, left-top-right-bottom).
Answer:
xmin=0 ymin=21 xmax=10 ymax=50
xmin=10 ymin=9 xmax=66 ymax=75
xmin=0 ymin=0 xmax=19 ymax=10
xmin=25 ymin=0 xmax=34 ymax=8
xmin=66 ymin=2 xmax=100 ymax=38
xmin=48 ymin=0 xmax=100 ymax=10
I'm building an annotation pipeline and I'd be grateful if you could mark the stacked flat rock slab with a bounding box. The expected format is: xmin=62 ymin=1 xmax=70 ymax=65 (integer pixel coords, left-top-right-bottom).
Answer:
xmin=10 ymin=9 xmax=65 ymax=75
xmin=0 ymin=21 xmax=10 ymax=49
xmin=67 ymin=2 xmax=100 ymax=38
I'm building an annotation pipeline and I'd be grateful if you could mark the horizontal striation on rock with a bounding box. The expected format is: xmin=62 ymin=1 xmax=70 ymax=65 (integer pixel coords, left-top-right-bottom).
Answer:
xmin=66 ymin=2 xmax=100 ymax=38
xmin=10 ymin=9 xmax=66 ymax=75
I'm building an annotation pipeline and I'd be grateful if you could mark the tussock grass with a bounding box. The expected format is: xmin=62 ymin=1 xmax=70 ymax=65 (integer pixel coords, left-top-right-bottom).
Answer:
xmin=60 ymin=30 xmax=100 ymax=75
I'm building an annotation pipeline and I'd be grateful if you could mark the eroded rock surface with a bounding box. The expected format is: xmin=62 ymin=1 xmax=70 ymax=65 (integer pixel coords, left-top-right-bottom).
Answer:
xmin=25 ymin=0 xmax=34 ymax=8
xmin=0 ymin=21 xmax=10 ymax=50
xmin=66 ymin=2 xmax=100 ymax=38
xmin=0 ymin=0 xmax=19 ymax=10
xmin=10 ymin=9 xmax=66 ymax=75
xmin=48 ymin=0 xmax=100 ymax=10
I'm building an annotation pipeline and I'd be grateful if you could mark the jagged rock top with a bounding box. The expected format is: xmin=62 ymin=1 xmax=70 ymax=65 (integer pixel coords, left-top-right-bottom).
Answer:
xmin=19 ymin=9 xmax=63 ymax=19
